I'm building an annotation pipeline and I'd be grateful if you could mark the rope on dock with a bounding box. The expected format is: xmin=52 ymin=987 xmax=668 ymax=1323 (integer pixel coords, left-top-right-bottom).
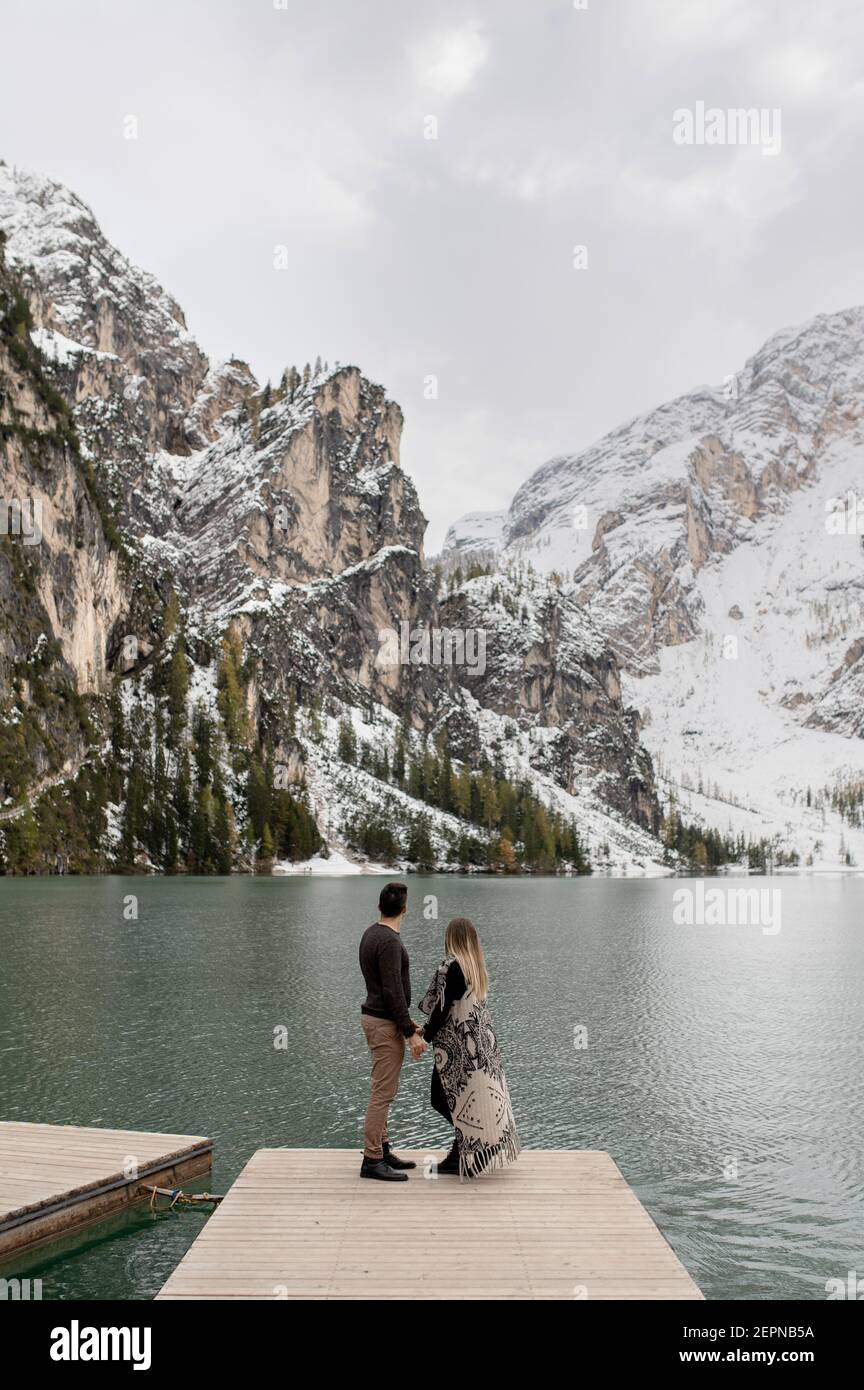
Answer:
xmin=145 ymin=1184 xmax=224 ymax=1211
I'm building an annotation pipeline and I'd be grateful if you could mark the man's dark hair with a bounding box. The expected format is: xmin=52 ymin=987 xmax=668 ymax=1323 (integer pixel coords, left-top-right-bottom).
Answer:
xmin=379 ymin=882 xmax=407 ymax=918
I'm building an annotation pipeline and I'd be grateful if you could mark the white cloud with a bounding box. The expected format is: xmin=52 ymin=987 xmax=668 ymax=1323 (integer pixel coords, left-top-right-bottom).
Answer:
xmin=457 ymin=151 xmax=585 ymax=202
xmin=4 ymin=0 xmax=862 ymax=545
xmin=281 ymin=159 xmax=374 ymax=242
xmin=617 ymin=150 xmax=803 ymax=253
xmin=409 ymin=22 xmax=489 ymax=99
xmin=643 ymin=0 xmax=765 ymax=52
xmin=756 ymin=44 xmax=836 ymax=102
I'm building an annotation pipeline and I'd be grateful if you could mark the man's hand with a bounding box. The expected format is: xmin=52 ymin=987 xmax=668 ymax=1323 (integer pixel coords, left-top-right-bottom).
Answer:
xmin=408 ymin=1032 xmax=428 ymax=1060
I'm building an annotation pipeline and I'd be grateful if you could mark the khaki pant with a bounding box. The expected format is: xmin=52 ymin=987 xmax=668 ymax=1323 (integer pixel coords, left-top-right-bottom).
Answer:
xmin=361 ymin=1013 xmax=405 ymax=1160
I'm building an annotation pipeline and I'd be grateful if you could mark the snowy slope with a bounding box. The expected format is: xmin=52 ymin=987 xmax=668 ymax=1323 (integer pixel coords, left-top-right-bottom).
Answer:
xmin=440 ymin=509 xmax=506 ymax=559
xmin=297 ymin=699 xmax=667 ymax=877
xmin=444 ymin=305 xmax=864 ymax=863
xmin=623 ymin=436 xmax=864 ymax=868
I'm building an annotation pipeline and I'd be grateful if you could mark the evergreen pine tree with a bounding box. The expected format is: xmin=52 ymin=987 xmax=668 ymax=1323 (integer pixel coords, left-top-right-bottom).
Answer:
xmin=167 ymin=636 xmax=189 ymax=745
xmin=407 ymin=815 xmax=434 ymax=868
xmin=193 ymin=705 xmax=215 ymax=788
xmin=454 ymin=766 xmax=471 ymax=819
xmin=173 ymin=747 xmax=192 ymax=857
xmin=338 ymin=717 xmax=357 ymax=764
xmin=214 ymin=797 xmax=236 ymax=874
xmin=217 ymin=628 xmax=248 ymax=751
xmin=481 ymin=770 xmax=499 ymax=828
xmin=247 ymin=755 xmax=270 ymax=840
xmin=258 ymin=822 xmax=275 ymax=874
xmin=439 ymin=748 xmax=453 ymax=812
xmin=13 ymin=806 xmax=41 ymax=874
xmin=393 ymin=731 xmax=407 ymax=786
xmin=192 ymin=785 xmax=215 ymax=870
xmin=164 ymin=589 xmax=181 ymax=637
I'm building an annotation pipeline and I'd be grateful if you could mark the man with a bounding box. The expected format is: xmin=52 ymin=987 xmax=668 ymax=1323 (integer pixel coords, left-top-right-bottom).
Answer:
xmin=359 ymin=881 xmax=427 ymax=1181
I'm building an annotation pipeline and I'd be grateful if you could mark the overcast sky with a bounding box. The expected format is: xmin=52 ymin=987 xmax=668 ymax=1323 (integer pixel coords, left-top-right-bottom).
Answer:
xmin=3 ymin=0 xmax=864 ymax=549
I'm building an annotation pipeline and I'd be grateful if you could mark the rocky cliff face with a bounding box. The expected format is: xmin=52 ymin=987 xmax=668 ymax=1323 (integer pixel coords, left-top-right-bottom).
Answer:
xmin=0 ymin=164 xmax=210 ymax=451
xmin=0 ymin=239 xmax=129 ymax=807
xmin=444 ymin=308 xmax=864 ymax=867
xmin=439 ymin=570 xmax=657 ymax=829
xmin=0 ymin=161 xmax=662 ymax=874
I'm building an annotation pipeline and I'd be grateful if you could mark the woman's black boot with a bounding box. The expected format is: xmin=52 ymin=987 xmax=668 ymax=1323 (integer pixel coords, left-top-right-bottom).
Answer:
xmin=436 ymin=1140 xmax=460 ymax=1175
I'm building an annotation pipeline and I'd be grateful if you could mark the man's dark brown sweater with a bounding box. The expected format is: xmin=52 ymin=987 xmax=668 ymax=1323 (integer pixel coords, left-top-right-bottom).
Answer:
xmin=359 ymin=921 xmax=415 ymax=1036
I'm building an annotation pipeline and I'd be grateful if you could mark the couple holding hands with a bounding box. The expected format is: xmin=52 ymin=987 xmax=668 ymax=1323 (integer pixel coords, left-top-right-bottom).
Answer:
xmin=359 ymin=881 xmax=520 ymax=1182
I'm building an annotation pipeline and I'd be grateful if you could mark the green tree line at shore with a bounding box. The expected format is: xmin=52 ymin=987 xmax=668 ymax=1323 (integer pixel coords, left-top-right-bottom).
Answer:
xmin=1 ymin=612 xmax=320 ymax=874
xmin=336 ymin=714 xmax=590 ymax=873
xmin=661 ymin=802 xmax=803 ymax=871
xmin=111 ymin=618 xmax=320 ymax=873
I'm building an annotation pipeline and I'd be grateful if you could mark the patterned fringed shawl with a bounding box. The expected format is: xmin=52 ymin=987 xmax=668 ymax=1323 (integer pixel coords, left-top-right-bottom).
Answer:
xmin=419 ymin=955 xmax=521 ymax=1179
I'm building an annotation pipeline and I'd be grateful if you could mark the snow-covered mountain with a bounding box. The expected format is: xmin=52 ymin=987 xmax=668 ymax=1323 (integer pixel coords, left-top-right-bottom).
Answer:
xmin=444 ymin=309 xmax=864 ymax=868
xmin=0 ymin=161 xmax=665 ymax=875
xmin=441 ymin=508 xmax=506 ymax=560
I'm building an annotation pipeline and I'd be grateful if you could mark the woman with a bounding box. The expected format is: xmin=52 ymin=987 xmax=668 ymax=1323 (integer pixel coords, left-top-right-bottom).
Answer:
xmin=419 ymin=917 xmax=520 ymax=1179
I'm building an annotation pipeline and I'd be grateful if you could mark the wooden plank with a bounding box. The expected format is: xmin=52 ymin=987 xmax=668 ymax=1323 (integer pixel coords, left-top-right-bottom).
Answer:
xmin=0 ymin=1121 xmax=212 ymax=1259
xmin=158 ymin=1149 xmax=702 ymax=1301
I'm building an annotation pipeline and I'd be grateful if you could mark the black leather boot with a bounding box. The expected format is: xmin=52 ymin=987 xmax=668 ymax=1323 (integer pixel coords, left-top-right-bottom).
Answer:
xmin=360 ymin=1155 xmax=409 ymax=1182
xmin=436 ymin=1140 xmax=460 ymax=1175
xmin=382 ymin=1141 xmax=416 ymax=1170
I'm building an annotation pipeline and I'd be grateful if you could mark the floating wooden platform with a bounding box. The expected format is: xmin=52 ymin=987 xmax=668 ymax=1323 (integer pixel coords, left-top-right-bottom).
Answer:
xmin=158 ymin=1148 xmax=703 ymax=1300
xmin=0 ymin=1121 xmax=212 ymax=1260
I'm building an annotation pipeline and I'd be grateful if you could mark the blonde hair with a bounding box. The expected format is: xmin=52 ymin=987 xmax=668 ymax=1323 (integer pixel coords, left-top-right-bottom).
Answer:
xmin=444 ymin=917 xmax=489 ymax=1002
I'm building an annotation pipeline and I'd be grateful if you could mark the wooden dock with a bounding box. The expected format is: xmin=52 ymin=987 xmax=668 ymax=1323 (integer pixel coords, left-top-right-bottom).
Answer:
xmin=158 ymin=1148 xmax=703 ymax=1300
xmin=0 ymin=1121 xmax=212 ymax=1260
